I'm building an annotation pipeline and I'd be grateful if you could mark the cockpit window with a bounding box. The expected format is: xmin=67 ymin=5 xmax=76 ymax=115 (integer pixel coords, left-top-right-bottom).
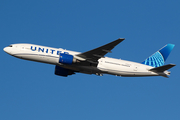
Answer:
xmin=8 ymin=45 xmax=12 ymax=47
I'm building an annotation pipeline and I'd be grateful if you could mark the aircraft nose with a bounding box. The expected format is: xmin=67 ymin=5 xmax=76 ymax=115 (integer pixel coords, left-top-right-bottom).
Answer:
xmin=3 ymin=47 xmax=11 ymax=54
xmin=3 ymin=47 xmax=7 ymax=52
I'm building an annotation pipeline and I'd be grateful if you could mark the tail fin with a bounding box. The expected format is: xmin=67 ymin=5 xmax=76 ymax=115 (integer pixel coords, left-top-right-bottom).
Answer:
xmin=142 ymin=44 xmax=175 ymax=67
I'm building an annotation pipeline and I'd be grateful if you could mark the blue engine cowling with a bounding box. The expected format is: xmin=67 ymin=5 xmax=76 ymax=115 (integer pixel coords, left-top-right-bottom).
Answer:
xmin=55 ymin=65 xmax=75 ymax=77
xmin=59 ymin=53 xmax=74 ymax=64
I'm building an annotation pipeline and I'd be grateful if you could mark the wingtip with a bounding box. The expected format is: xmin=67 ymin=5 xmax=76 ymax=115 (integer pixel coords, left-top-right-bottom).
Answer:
xmin=118 ymin=38 xmax=125 ymax=40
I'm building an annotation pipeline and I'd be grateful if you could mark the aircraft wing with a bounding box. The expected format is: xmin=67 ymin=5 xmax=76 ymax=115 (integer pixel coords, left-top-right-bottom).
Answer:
xmin=75 ymin=38 xmax=125 ymax=64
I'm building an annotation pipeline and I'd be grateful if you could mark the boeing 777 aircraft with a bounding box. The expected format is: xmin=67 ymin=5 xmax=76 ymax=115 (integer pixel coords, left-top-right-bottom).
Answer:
xmin=3 ymin=38 xmax=175 ymax=78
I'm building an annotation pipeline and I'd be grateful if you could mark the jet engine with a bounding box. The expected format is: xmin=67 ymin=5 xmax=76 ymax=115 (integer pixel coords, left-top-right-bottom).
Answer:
xmin=55 ymin=65 xmax=75 ymax=77
xmin=59 ymin=53 xmax=77 ymax=64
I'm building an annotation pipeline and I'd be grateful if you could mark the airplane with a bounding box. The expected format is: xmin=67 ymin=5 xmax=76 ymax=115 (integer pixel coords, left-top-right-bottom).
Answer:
xmin=3 ymin=38 xmax=175 ymax=78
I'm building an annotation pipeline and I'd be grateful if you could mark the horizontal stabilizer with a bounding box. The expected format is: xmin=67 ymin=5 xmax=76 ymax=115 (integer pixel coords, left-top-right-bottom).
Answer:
xmin=149 ymin=64 xmax=176 ymax=72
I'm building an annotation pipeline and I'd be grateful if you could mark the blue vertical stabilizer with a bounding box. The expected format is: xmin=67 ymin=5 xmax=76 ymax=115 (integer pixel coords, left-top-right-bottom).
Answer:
xmin=142 ymin=44 xmax=175 ymax=67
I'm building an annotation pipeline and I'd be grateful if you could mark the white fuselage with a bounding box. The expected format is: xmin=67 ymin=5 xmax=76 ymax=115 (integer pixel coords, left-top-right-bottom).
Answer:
xmin=4 ymin=43 xmax=160 ymax=77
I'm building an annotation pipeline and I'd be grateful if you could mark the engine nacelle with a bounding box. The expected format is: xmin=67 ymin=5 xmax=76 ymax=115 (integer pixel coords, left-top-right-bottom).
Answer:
xmin=59 ymin=53 xmax=76 ymax=64
xmin=55 ymin=65 xmax=75 ymax=77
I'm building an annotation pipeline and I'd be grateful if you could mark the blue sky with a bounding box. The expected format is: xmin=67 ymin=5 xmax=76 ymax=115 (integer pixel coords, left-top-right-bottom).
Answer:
xmin=1 ymin=0 xmax=180 ymax=120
